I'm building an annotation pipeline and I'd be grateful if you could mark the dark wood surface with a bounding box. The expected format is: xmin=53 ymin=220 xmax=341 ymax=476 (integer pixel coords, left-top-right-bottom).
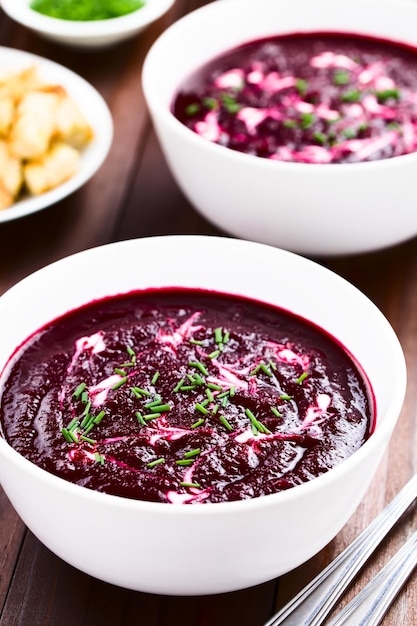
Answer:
xmin=1 ymin=2 xmax=417 ymax=624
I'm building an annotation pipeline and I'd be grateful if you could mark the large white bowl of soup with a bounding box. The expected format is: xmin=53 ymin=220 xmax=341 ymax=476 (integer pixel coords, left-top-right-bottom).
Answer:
xmin=0 ymin=235 xmax=406 ymax=595
xmin=142 ymin=0 xmax=417 ymax=256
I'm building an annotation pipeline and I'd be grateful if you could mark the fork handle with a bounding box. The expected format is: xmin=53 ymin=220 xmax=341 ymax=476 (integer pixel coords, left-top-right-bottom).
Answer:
xmin=264 ymin=474 xmax=417 ymax=626
xmin=326 ymin=530 xmax=417 ymax=626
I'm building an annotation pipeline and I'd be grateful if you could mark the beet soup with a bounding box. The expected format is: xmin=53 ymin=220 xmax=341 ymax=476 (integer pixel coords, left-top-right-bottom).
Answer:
xmin=172 ymin=33 xmax=417 ymax=164
xmin=0 ymin=289 xmax=372 ymax=504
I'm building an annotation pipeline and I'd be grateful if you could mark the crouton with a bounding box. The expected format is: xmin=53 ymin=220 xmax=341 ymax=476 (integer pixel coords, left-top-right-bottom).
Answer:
xmin=24 ymin=142 xmax=80 ymax=195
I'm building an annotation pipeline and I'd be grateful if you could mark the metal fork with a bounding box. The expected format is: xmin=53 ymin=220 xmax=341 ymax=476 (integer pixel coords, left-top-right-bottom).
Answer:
xmin=264 ymin=473 xmax=417 ymax=626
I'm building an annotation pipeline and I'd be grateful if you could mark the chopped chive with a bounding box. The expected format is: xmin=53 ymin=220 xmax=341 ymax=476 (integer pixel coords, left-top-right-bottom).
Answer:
xmin=61 ymin=427 xmax=73 ymax=443
xmin=205 ymin=389 xmax=214 ymax=402
xmin=135 ymin=387 xmax=152 ymax=397
xmin=200 ymin=398 xmax=210 ymax=407
xmin=296 ymin=372 xmax=309 ymax=384
xmin=223 ymin=330 xmax=230 ymax=343
xmin=136 ymin=411 xmax=146 ymax=426
xmin=217 ymin=390 xmax=230 ymax=399
xmin=260 ymin=363 xmax=273 ymax=377
xmin=126 ymin=346 xmax=136 ymax=363
xmin=151 ymin=371 xmax=160 ymax=386
xmin=341 ymin=89 xmax=361 ymax=103
xmin=80 ymin=413 xmax=91 ymax=428
xmin=130 ymin=386 xmax=143 ymax=399
xmin=185 ymin=103 xmax=200 ymax=116
xmin=180 ymin=482 xmax=201 ymax=489
xmin=283 ymin=119 xmax=297 ymax=128
xmin=184 ymin=448 xmax=201 ymax=458
xmin=195 ymin=403 xmax=209 ymax=415
xmin=120 ymin=362 xmax=134 ymax=368
xmin=147 ymin=457 xmax=165 ymax=468
xmin=280 ymin=394 xmax=292 ymax=401
xmin=112 ymin=377 xmax=127 ymax=390
xmin=189 ymin=339 xmax=204 ymax=346
xmin=343 ymin=127 xmax=357 ymax=139
xmin=150 ymin=404 xmax=170 ymax=413
xmin=81 ymin=390 xmax=89 ymax=404
xmin=174 ymin=378 xmax=186 ymax=392
xmin=114 ymin=368 xmax=127 ymax=376
xmin=72 ymin=382 xmax=86 ymax=398
xmin=188 ymin=361 xmax=209 ymax=377
xmin=376 ymin=88 xmax=400 ymax=102
xmin=219 ymin=415 xmax=233 ymax=431
xmin=207 ymin=383 xmax=223 ymax=391
xmin=300 ymin=112 xmax=315 ymax=129
xmin=93 ymin=410 xmax=106 ymax=424
xmin=191 ymin=418 xmax=205 ymax=429
xmin=214 ymin=327 xmax=223 ymax=344
xmin=333 ymin=69 xmax=350 ymax=85
xmin=180 ymin=385 xmax=197 ymax=391
xmin=245 ymin=408 xmax=271 ymax=435
xmin=143 ymin=413 xmax=161 ymax=420
xmin=295 ymin=78 xmax=308 ymax=95
xmin=313 ymin=131 xmax=326 ymax=145
xmin=83 ymin=423 xmax=95 ymax=435
xmin=94 ymin=452 xmax=105 ymax=464
xmin=80 ymin=435 xmax=97 ymax=444
xmin=212 ymin=404 xmax=219 ymax=415
xmin=268 ymin=360 xmax=277 ymax=371
xmin=203 ymin=96 xmax=217 ymax=109
xmin=229 ymin=386 xmax=235 ymax=397
xmin=176 ymin=459 xmax=195 ymax=466
xmin=208 ymin=350 xmax=221 ymax=359
xmin=188 ymin=372 xmax=204 ymax=385
xmin=144 ymin=395 xmax=162 ymax=408
xmin=68 ymin=429 xmax=79 ymax=443
xmin=67 ymin=416 xmax=79 ymax=431
xmin=222 ymin=396 xmax=229 ymax=408
xmin=271 ymin=407 xmax=283 ymax=418
xmin=82 ymin=400 xmax=92 ymax=417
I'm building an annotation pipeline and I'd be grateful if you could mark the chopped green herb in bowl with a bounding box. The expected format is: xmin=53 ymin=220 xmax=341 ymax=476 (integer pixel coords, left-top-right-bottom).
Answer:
xmin=30 ymin=0 xmax=145 ymax=21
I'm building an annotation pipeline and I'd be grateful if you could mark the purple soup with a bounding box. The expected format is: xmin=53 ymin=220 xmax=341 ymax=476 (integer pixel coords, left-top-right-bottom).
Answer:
xmin=0 ymin=289 xmax=372 ymax=504
xmin=172 ymin=33 xmax=417 ymax=164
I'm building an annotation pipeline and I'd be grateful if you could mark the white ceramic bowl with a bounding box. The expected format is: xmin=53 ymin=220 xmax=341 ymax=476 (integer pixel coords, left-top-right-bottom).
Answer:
xmin=1 ymin=0 xmax=175 ymax=49
xmin=0 ymin=235 xmax=406 ymax=595
xmin=0 ymin=47 xmax=113 ymax=223
xmin=143 ymin=0 xmax=417 ymax=256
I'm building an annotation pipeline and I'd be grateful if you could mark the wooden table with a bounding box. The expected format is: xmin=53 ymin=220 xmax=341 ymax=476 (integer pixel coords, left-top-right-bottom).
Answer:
xmin=1 ymin=2 xmax=416 ymax=624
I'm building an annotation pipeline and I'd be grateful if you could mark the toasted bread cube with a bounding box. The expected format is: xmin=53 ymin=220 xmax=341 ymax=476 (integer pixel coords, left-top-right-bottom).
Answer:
xmin=10 ymin=90 xmax=60 ymax=159
xmin=0 ymin=96 xmax=15 ymax=137
xmin=0 ymin=180 xmax=13 ymax=211
xmin=0 ymin=66 xmax=43 ymax=102
xmin=24 ymin=142 xmax=80 ymax=195
xmin=54 ymin=93 xmax=94 ymax=148
xmin=0 ymin=140 xmax=23 ymax=198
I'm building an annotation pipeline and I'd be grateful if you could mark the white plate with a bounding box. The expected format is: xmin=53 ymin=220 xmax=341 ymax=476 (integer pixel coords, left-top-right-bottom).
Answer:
xmin=0 ymin=46 xmax=113 ymax=223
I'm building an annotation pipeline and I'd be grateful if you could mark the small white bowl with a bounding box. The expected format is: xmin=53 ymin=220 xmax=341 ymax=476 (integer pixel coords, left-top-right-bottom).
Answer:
xmin=0 ymin=47 xmax=113 ymax=223
xmin=1 ymin=0 xmax=176 ymax=49
xmin=0 ymin=235 xmax=406 ymax=595
xmin=143 ymin=0 xmax=417 ymax=256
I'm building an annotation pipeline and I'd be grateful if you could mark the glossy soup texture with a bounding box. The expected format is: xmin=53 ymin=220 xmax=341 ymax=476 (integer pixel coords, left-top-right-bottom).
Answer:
xmin=0 ymin=289 xmax=372 ymax=504
xmin=172 ymin=32 xmax=417 ymax=164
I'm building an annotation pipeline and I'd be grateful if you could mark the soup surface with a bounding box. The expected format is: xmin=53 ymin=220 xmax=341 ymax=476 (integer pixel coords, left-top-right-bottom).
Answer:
xmin=0 ymin=289 xmax=372 ymax=503
xmin=172 ymin=33 xmax=417 ymax=164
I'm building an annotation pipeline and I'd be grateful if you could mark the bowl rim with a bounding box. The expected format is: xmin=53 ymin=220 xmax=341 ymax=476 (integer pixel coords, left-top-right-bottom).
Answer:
xmin=1 ymin=0 xmax=176 ymax=37
xmin=142 ymin=0 xmax=417 ymax=172
xmin=0 ymin=235 xmax=407 ymax=514
xmin=0 ymin=46 xmax=113 ymax=223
